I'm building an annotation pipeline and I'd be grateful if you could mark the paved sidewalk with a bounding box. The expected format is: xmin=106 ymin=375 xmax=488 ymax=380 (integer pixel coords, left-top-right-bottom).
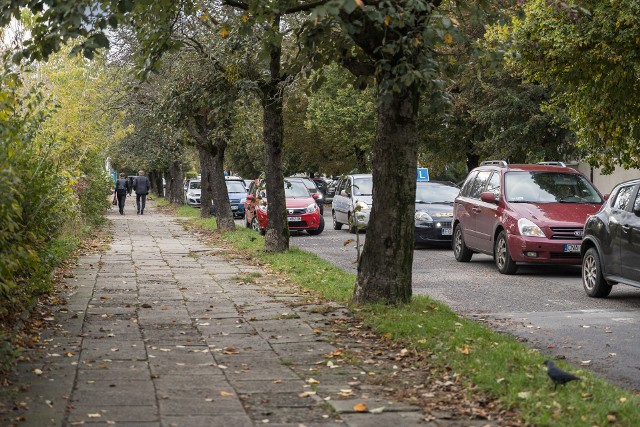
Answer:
xmin=1 ymin=202 xmax=434 ymax=426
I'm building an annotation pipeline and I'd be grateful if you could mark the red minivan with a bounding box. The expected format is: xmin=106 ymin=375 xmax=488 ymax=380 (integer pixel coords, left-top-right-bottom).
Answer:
xmin=452 ymin=161 xmax=604 ymax=274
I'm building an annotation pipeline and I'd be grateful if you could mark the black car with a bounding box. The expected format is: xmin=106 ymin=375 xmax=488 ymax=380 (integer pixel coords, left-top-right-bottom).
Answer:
xmin=581 ymin=178 xmax=640 ymax=297
xmin=414 ymin=181 xmax=460 ymax=247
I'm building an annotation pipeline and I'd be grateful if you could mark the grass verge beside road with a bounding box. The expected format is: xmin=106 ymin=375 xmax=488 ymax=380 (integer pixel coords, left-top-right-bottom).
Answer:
xmin=174 ymin=205 xmax=640 ymax=426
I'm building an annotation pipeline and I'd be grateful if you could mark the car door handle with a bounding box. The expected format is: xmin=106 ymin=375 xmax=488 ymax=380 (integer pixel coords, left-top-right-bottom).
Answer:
xmin=471 ymin=207 xmax=481 ymax=213
xmin=622 ymin=224 xmax=631 ymax=233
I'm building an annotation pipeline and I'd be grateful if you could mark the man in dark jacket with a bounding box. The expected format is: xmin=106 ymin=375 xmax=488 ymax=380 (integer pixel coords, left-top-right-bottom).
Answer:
xmin=133 ymin=170 xmax=151 ymax=215
xmin=115 ymin=172 xmax=131 ymax=215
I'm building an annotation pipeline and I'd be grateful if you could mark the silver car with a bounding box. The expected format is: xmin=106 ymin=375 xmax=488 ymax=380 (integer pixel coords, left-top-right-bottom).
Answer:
xmin=331 ymin=174 xmax=373 ymax=233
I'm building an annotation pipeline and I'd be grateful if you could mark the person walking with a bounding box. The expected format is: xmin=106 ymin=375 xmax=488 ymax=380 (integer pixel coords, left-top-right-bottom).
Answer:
xmin=133 ymin=170 xmax=151 ymax=215
xmin=114 ymin=173 xmax=131 ymax=215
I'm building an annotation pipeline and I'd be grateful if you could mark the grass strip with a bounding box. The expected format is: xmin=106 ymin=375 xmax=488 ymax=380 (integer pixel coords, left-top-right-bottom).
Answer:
xmin=175 ymin=205 xmax=640 ymax=426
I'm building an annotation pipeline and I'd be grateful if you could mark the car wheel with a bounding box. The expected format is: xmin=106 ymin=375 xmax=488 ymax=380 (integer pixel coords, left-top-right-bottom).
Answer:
xmin=307 ymin=216 xmax=325 ymax=236
xmin=348 ymin=214 xmax=357 ymax=234
xmin=582 ymin=247 xmax=612 ymax=298
xmin=494 ymin=231 xmax=518 ymax=275
xmin=332 ymin=210 xmax=343 ymax=230
xmin=452 ymin=224 xmax=473 ymax=262
xmin=251 ymin=217 xmax=265 ymax=236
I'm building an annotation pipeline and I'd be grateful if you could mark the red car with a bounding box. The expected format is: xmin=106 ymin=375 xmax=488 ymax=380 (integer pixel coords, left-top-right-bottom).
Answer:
xmin=244 ymin=179 xmax=324 ymax=235
xmin=453 ymin=161 xmax=604 ymax=274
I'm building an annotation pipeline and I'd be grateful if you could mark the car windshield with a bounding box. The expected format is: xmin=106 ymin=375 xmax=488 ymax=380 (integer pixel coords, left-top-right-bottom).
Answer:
xmin=189 ymin=181 xmax=201 ymax=190
xmin=415 ymin=183 xmax=459 ymax=203
xmin=226 ymin=181 xmax=246 ymax=193
xmin=302 ymin=179 xmax=317 ymax=191
xmin=505 ymin=172 xmax=602 ymax=204
xmin=353 ymin=177 xmax=373 ymax=196
xmin=284 ymin=180 xmax=310 ymax=198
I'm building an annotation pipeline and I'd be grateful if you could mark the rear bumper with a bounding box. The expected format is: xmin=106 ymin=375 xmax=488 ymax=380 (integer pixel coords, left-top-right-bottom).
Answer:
xmin=507 ymin=235 xmax=582 ymax=264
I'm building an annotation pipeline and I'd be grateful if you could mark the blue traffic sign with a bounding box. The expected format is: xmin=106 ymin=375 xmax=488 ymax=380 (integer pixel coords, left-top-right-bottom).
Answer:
xmin=417 ymin=168 xmax=429 ymax=182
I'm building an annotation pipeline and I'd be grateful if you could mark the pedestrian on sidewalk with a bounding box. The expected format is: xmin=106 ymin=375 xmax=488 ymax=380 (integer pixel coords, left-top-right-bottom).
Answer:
xmin=115 ymin=172 xmax=131 ymax=215
xmin=133 ymin=169 xmax=151 ymax=215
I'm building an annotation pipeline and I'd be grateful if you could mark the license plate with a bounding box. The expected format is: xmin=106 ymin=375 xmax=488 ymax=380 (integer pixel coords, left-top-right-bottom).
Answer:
xmin=288 ymin=216 xmax=302 ymax=222
xmin=231 ymin=206 xmax=238 ymax=210
xmin=441 ymin=228 xmax=452 ymax=236
xmin=564 ymin=244 xmax=581 ymax=253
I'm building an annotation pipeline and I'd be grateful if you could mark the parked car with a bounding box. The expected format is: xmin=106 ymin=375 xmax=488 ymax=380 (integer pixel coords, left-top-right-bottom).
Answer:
xmin=414 ymin=181 xmax=460 ymax=247
xmin=332 ymin=174 xmax=373 ymax=233
xmin=581 ymin=178 xmax=640 ymax=297
xmin=311 ymin=177 xmax=328 ymax=198
xmin=325 ymin=179 xmax=338 ymax=203
xmin=287 ymin=177 xmax=324 ymax=214
xmin=211 ymin=177 xmax=248 ymax=218
xmin=244 ymin=179 xmax=324 ymax=235
xmin=452 ymin=161 xmax=604 ymax=274
xmin=185 ymin=179 xmax=201 ymax=207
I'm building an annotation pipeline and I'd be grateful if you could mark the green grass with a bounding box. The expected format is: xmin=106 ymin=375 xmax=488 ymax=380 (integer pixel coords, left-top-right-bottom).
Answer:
xmin=173 ymin=207 xmax=640 ymax=426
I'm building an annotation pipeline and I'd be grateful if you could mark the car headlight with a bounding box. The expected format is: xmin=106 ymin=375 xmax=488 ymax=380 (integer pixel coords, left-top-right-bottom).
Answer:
xmin=355 ymin=201 xmax=369 ymax=211
xmin=305 ymin=203 xmax=318 ymax=213
xmin=240 ymin=197 xmax=246 ymax=204
xmin=415 ymin=211 xmax=433 ymax=222
xmin=518 ymin=218 xmax=545 ymax=237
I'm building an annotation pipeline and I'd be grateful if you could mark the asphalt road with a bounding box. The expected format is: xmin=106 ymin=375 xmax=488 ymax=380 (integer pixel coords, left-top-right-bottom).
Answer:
xmin=275 ymin=210 xmax=640 ymax=391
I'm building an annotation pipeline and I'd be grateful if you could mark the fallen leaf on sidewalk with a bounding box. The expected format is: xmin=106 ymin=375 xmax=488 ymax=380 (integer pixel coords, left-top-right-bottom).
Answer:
xmin=353 ymin=403 xmax=368 ymax=412
xmin=219 ymin=391 xmax=234 ymax=397
xmin=223 ymin=346 xmax=239 ymax=354
xmin=299 ymin=391 xmax=316 ymax=398
xmin=87 ymin=413 xmax=101 ymax=418
xmin=140 ymin=303 xmax=152 ymax=308
xmin=307 ymin=378 xmax=320 ymax=384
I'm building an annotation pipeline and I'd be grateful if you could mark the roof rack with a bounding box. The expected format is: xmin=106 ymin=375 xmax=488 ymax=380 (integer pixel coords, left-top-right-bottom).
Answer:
xmin=479 ymin=160 xmax=508 ymax=167
xmin=536 ymin=161 xmax=566 ymax=167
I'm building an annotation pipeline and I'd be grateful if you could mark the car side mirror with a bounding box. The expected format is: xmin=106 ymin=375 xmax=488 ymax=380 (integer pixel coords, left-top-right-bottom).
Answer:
xmin=480 ymin=191 xmax=498 ymax=204
xmin=603 ymin=194 xmax=610 ymax=201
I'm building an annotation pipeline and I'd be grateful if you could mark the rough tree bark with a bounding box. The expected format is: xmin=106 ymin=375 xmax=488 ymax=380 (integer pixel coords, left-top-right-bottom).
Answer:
xmin=352 ymin=85 xmax=419 ymax=305
xmin=168 ymin=160 xmax=184 ymax=204
xmin=187 ymin=114 xmax=235 ymax=231
xmin=261 ymin=15 xmax=289 ymax=252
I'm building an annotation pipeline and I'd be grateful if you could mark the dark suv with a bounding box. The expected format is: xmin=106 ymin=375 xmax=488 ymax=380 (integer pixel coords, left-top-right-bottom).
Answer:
xmin=453 ymin=161 xmax=604 ymax=274
xmin=581 ymin=178 xmax=640 ymax=297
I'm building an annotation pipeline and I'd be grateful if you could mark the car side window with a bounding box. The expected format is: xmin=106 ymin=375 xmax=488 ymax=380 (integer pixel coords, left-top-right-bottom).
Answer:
xmin=468 ymin=171 xmax=492 ymax=199
xmin=486 ymin=172 xmax=501 ymax=199
xmin=459 ymin=171 xmax=478 ymax=197
xmin=612 ymin=185 xmax=634 ymax=211
xmin=633 ymin=186 xmax=640 ymax=213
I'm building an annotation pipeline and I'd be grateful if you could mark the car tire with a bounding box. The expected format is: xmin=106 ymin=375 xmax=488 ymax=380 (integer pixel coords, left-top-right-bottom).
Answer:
xmin=332 ymin=210 xmax=343 ymax=230
xmin=348 ymin=214 xmax=357 ymax=234
xmin=251 ymin=217 xmax=265 ymax=236
xmin=452 ymin=224 xmax=473 ymax=262
xmin=494 ymin=231 xmax=518 ymax=275
xmin=307 ymin=216 xmax=325 ymax=236
xmin=582 ymin=247 xmax=612 ymax=298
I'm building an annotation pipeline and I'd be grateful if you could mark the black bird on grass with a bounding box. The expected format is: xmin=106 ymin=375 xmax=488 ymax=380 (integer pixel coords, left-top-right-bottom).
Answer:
xmin=544 ymin=360 xmax=581 ymax=389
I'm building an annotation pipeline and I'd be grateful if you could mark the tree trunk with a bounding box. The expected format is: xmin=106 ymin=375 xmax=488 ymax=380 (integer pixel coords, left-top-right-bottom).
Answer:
xmin=153 ymin=171 xmax=164 ymax=197
xmin=210 ymin=129 xmax=235 ymax=232
xmin=198 ymin=145 xmax=215 ymax=218
xmin=261 ymin=15 xmax=289 ymax=252
xmin=169 ymin=160 xmax=184 ymax=204
xmin=353 ymin=85 xmax=419 ymax=305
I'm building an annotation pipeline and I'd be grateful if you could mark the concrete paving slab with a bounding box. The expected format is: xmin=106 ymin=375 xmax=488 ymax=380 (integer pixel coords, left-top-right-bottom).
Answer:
xmin=0 ymin=202 xmax=437 ymax=427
